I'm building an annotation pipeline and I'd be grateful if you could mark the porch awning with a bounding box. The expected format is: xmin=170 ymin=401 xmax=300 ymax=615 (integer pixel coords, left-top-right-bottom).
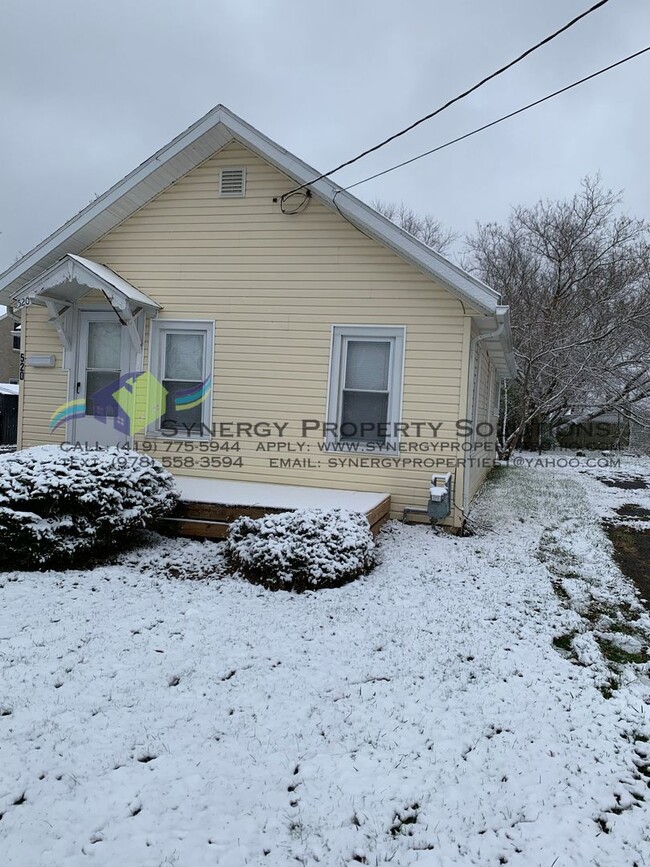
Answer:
xmin=11 ymin=254 xmax=160 ymax=351
xmin=12 ymin=254 xmax=160 ymax=313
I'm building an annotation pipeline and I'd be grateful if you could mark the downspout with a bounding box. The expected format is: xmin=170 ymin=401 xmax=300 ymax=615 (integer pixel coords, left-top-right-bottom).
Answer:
xmin=461 ymin=308 xmax=508 ymax=515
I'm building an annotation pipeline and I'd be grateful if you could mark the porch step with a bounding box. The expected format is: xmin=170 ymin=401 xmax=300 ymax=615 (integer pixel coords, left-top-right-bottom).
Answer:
xmin=173 ymin=501 xmax=288 ymax=523
xmin=158 ymin=516 xmax=230 ymax=539
xmin=156 ymin=479 xmax=391 ymax=541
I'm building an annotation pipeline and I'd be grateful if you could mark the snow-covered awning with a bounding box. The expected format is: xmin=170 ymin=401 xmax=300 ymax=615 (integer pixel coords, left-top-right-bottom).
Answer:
xmin=11 ymin=254 xmax=160 ymax=352
xmin=12 ymin=254 xmax=159 ymax=313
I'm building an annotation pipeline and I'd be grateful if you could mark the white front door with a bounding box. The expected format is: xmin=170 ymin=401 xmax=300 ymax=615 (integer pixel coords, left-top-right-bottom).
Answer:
xmin=72 ymin=311 xmax=134 ymax=448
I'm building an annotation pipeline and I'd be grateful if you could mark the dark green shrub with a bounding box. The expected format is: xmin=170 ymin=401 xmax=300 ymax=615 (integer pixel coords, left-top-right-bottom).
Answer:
xmin=226 ymin=508 xmax=375 ymax=592
xmin=0 ymin=446 xmax=178 ymax=569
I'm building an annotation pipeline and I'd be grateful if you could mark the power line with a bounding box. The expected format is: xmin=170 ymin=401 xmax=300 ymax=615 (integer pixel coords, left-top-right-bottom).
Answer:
xmin=283 ymin=0 xmax=612 ymax=197
xmin=342 ymin=44 xmax=650 ymax=192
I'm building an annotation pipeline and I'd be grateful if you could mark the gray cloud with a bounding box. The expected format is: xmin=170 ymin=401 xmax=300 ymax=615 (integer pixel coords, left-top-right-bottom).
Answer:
xmin=1 ymin=0 xmax=648 ymax=273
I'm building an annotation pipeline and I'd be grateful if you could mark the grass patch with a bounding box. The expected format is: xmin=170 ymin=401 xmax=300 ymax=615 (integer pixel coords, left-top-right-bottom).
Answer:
xmin=594 ymin=600 xmax=640 ymax=621
xmin=621 ymin=729 xmax=650 ymax=744
xmin=553 ymin=632 xmax=578 ymax=653
xmin=599 ymin=676 xmax=621 ymax=700
xmin=616 ymin=504 xmax=650 ymax=521
xmin=603 ymin=523 xmax=650 ymax=601
xmin=552 ymin=580 xmax=570 ymax=601
xmin=608 ymin=621 xmax=644 ymax=637
xmin=596 ymin=638 xmax=648 ymax=666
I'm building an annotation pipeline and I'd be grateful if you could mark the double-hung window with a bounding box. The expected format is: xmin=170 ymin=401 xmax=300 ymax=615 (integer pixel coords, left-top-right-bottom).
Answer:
xmin=150 ymin=320 xmax=214 ymax=435
xmin=327 ymin=326 xmax=405 ymax=450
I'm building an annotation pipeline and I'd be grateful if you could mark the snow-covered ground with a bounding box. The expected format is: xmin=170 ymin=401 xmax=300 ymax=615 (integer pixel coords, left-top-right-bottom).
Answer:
xmin=1 ymin=456 xmax=650 ymax=866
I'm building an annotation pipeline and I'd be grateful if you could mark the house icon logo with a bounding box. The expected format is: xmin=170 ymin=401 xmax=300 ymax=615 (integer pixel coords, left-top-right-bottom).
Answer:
xmin=49 ymin=372 xmax=212 ymax=435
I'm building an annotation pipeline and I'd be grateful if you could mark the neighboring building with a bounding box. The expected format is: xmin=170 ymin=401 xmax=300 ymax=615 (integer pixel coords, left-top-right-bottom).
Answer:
xmin=0 ymin=105 xmax=515 ymax=527
xmin=0 ymin=381 xmax=19 ymax=445
xmin=556 ymin=409 xmax=629 ymax=451
xmin=0 ymin=312 xmax=19 ymax=384
xmin=629 ymin=399 xmax=650 ymax=454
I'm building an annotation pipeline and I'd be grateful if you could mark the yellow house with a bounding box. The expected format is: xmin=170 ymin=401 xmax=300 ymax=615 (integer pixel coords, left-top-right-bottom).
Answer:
xmin=0 ymin=105 xmax=516 ymax=532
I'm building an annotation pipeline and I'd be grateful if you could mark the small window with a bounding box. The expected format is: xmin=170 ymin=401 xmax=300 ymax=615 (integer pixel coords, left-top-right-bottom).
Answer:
xmin=219 ymin=168 xmax=246 ymax=197
xmin=327 ymin=326 xmax=405 ymax=450
xmin=12 ymin=333 xmax=20 ymax=351
xmin=150 ymin=320 xmax=214 ymax=436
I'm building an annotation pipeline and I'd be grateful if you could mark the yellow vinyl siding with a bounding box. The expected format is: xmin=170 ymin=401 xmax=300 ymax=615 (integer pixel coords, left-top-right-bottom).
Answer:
xmin=19 ymin=305 xmax=68 ymax=448
xmin=21 ymin=141 xmax=488 ymax=524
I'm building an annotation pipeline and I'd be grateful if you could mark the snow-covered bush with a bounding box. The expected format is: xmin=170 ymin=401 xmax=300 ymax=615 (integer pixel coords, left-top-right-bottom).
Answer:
xmin=0 ymin=446 xmax=178 ymax=569
xmin=226 ymin=508 xmax=375 ymax=592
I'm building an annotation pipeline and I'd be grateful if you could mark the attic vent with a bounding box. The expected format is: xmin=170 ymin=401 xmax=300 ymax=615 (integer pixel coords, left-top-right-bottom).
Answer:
xmin=219 ymin=168 xmax=246 ymax=197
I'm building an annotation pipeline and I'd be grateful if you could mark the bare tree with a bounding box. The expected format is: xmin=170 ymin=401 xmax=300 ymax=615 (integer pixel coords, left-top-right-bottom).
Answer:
xmin=373 ymin=200 xmax=457 ymax=254
xmin=466 ymin=176 xmax=650 ymax=458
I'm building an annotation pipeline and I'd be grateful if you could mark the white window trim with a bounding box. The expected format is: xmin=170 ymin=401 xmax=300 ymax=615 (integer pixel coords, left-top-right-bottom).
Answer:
xmin=326 ymin=325 xmax=406 ymax=453
xmin=148 ymin=319 xmax=215 ymax=438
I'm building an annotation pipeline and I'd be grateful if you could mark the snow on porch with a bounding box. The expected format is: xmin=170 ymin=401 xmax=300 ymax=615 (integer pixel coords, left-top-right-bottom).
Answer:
xmin=175 ymin=476 xmax=388 ymax=513
xmin=162 ymin=477 xmax=392 ymax=539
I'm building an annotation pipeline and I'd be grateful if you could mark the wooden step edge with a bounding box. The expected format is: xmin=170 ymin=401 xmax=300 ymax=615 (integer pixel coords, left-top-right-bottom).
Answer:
xmin=365 ymin=495 xmax=391 ymax=528
xmin=157 ymin=517 xmax=229 ymax=539
xmin=173 ymin=502 xmax=292 ymax=522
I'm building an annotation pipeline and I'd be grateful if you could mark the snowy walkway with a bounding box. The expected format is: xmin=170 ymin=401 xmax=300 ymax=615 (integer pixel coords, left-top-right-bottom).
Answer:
xmin=1 ymin=457 xmax=649 ymax=866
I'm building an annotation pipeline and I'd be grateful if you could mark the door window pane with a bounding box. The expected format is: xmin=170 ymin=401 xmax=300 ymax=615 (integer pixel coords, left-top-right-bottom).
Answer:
xmin=340 ymin=391 xmax=389 ymax=443
xmin=87 ymin=321 xmax=121 ymax=370
xmin=164 ymin=333 xmax=204 ymax=380
xmin=86 ymin=370 xmax=120 ymax=417
xmin=344 ymin=341 xmax=390 ymax=391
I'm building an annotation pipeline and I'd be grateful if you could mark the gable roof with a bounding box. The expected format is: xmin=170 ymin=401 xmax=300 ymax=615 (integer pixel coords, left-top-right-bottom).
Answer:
xmin=0 ymin=105 xmax=501 ymax=315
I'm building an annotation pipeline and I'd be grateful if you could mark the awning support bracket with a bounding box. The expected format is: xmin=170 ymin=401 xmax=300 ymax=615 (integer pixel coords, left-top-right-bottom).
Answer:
xmin=100 ymin=288 xmax=143 ymax=352
xmin=43 ymin=299 xmax=72 ymax=352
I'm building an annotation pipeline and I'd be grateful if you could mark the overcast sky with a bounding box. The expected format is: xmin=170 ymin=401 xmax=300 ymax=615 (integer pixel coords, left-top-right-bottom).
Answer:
xmin=1 ymin=0 xmax=649 ymax=282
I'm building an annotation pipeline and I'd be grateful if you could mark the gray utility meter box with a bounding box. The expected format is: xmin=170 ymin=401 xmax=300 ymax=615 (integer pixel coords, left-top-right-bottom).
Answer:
xmin=427 ymin=473 xmax=452 ymax=520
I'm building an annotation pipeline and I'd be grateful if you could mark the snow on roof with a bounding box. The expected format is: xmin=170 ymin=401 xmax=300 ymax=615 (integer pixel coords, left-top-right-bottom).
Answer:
xmin=13 ymin=254 xmax=160 ymax=312
xmin=175 ymin=476 xmax=387 ymax=513
xmin=68 ymin=255 xmax=160 ymax=309
xmin=0 ymin=383 xmax=19 ymax=395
